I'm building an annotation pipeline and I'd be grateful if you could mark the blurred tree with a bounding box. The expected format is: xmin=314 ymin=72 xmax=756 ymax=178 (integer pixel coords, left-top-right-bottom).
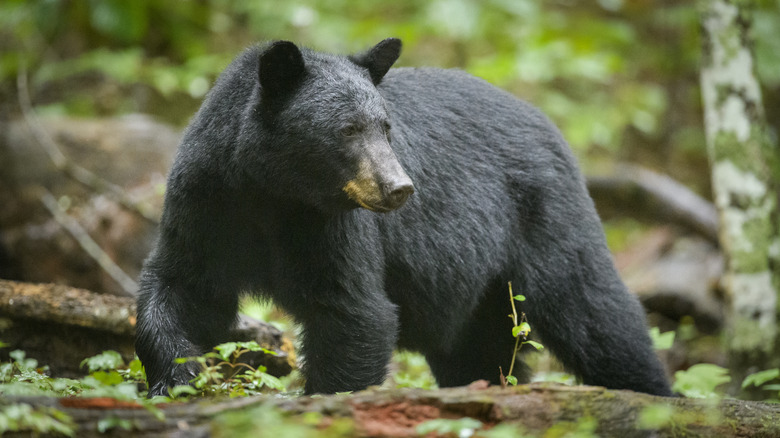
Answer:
xmin=3 ymin=0 xmax=778 ymax=182
xmin=699 ymin=0 xmax=780 ymax=398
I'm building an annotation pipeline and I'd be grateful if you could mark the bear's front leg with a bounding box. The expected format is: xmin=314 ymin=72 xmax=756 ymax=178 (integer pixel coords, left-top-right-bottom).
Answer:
xmin=296 ymin=295 xmax=399 ymax=394
xmin=135 ymin=267 xmax=239 ymax=397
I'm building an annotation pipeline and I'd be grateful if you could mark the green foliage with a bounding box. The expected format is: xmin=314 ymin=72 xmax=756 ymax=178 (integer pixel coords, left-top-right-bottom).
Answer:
xmin=0 ymin=403 xmax=75 ymax=437
xmin=505 ymin=283 xmax=544 ymax=386
xmin=211 ymin=403 xmax=354 ymax=438
xmin=80 ymin=350 xmax=124 ymax=373
xmin=0 ymin=348 xmax=157 ymax=435
xmin=174 ymin=341 xmax=286 ymax=398
xmin=648 ymin=327 xmax=676 ymax=350
xmin=477 ymin=422 xmax=535 ymax=438
xmin=672 ymin=363 xmax=731 ymax=399
xmin=5 ymin=0 xmax=776 ymax=153
xmin=531 ymin=371 xmax=577 ymax=386
xmin=542 ymin=416 xmax=599 ymax=438
xmin=239 ymin=298 xmax=292 ymax=332
xmin=1 ymin=350 xmax=80 ymax=397
xmin=637 ymin=403 xmax=674 ymax=429
xmin=97 ymin=416 xmax=135 ymax=433
xmin=741 ymin=368 xmax=780 ymax=401
xmin=391 ymin=351 xmax=437 ymax=390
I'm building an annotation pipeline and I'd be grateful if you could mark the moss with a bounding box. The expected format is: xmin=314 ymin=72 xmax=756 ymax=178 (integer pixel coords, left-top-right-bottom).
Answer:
xmin=211 ymin=403 xmax=355 ymax=438
xmin=729 ymin=315 xmax=776 ymax=354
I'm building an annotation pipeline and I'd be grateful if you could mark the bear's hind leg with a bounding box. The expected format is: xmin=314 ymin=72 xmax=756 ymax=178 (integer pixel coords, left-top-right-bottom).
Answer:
xmin=520 ymin=252 xmax=673 ymax=396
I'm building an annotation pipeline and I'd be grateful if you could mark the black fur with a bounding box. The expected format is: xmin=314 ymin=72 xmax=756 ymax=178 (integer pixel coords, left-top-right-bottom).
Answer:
xmin=135 ymin=39 xmax=672 ymax=397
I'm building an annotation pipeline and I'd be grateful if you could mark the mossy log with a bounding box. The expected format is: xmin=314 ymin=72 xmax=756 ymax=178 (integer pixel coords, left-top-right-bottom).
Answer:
xmin=4 ymin=383 xmax=780 ymax=437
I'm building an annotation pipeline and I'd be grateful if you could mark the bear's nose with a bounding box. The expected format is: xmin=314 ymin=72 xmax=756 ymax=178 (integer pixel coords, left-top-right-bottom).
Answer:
xmin=384 ymin=181 xmax=414 ymax=209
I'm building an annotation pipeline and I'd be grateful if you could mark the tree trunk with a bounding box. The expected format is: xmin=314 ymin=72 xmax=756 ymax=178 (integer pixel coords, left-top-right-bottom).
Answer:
xmin=698 ymin=0 xmax=780 ymax=397
xmin=4 ymin=384 xmax=780 ymax=437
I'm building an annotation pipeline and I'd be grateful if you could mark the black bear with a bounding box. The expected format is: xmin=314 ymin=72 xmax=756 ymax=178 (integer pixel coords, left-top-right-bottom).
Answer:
xmin=135 ymin=38 xmax=672 ymax=397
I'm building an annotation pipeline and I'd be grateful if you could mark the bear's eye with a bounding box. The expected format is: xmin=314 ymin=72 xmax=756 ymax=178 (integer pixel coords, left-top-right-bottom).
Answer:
xmin=340 ymin=125 xmax=361 ymax=137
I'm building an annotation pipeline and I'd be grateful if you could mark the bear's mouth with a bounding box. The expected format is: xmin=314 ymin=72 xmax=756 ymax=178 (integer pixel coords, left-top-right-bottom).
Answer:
xmin=342 ymin=179 xmax=413 ymax=212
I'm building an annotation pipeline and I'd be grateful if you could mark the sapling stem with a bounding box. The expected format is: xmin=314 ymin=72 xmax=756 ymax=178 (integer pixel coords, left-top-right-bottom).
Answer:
xmin=507 ymin=282 xmax=521 ymax=380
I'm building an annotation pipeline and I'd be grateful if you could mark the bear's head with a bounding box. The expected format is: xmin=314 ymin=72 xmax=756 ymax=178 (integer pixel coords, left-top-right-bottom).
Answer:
xmin=246 ymin=38 xmax=414 ymax=214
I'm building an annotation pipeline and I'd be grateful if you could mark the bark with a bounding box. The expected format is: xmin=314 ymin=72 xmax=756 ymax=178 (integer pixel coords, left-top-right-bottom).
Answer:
xmin=0 ymin=280 xmax=294 ymax=379
xmin=3 ymin=383 xmax=780 ymax=437
xmin=698 ymin=0 xmax=780 ymax=396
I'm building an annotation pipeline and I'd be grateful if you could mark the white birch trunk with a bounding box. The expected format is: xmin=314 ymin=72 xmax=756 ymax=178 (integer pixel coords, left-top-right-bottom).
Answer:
xmin=698 ymin=0 xmax=780 ymax=395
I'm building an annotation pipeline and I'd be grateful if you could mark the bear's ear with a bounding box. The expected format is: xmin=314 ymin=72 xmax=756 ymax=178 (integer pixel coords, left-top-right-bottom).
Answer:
xmin=258 ymin=41 xmax=306 ymax=101
xmin=349 ymin=38 xmax=402 ymax=85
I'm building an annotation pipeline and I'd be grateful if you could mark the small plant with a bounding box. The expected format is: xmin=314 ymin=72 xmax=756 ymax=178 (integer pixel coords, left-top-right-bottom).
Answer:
xmin=672 ymin=363 xmax=731 ymax=398
xmin=0 ymin=403 xmax=75 ymax=437
xmin=391 ymin=351 xmax=437 ymax=390
xmin=173 ymin=341 xmax=285 ymax=398
xmin=503 ymin=282 xmax=543 ymax=386
xmin=0 ymin=348 xmax=157 ymax=435
xmin=648 ymin=327 xmax=675 ymax=350
xmin=741 ymin=368 xmax=780 ymax=401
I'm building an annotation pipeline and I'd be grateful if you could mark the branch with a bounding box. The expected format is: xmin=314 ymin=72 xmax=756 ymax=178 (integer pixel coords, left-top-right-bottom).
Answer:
xmin=16 ymin=65 xmax=159 ymax=224
xmin=38 ymin=187 xmax=138 ymax=296
xmin=586 ymin=165 xmax=719 ymax=243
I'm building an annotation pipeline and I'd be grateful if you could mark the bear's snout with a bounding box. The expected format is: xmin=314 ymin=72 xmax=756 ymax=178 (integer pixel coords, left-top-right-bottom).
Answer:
xmin=382 ymin=179 xmax=414 ymax=210
xmin=342 ymin=150 xmax=414 ymax=213
xmin=343 ymin=174 xmax=414 ymax=212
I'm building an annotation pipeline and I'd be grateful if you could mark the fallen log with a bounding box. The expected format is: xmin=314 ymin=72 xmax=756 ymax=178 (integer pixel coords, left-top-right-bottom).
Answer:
xmin=587 ymin=164 xmax=719 ymax=243
xmin=0 ymin=279 xmax=294 ymax=379
xmin=4 ymin=383 xmax=779 ymax=437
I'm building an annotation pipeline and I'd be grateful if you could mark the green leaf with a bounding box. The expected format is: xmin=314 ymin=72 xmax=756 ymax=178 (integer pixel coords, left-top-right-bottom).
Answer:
xmin=90 ymin=370 xmax=124 ymax=386
xmin=506 ymin=375 xmax=518 ymax=386
xmin=9 ymin=350 xmax=26 ymax=363
xmin=672 ymin=364 xmax=731 ymax=398
xmin=169 ymin=385 xmax=198 ymax=398
xmin=524 ymin=340 xmax=544 ymax=351
xmin=258 ymin=373 xmax=285 ymax=391
xmin=214 ymin=342 xmax=238 ymax=361
xmin=741 ymin=368 xmax=780 ymax=389
xmin=97 ymin=417 xmax=133 ymax=433
xmin=126 ymin=358 xmax=146 ymax=381
xmin=80 ymin=351 xmax=124 ymax=373
xmin=513 ymin=294 xmax=526 ymax=302
xmin=512 ymin=322 xmax=531 ymax=338
xmin=649 ymin=327 xmax=675 ymax=350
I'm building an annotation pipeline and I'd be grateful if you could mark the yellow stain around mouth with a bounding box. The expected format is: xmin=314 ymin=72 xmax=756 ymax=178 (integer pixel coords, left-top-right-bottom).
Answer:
xmin=342 ymin=179 xmax=382 ymax=212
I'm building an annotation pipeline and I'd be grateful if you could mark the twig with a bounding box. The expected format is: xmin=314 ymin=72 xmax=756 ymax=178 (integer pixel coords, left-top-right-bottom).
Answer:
xmin=39 ymin=188 xmax=138 ymax=296
xmin=16 ymin=64 xmax=159 ymax=224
